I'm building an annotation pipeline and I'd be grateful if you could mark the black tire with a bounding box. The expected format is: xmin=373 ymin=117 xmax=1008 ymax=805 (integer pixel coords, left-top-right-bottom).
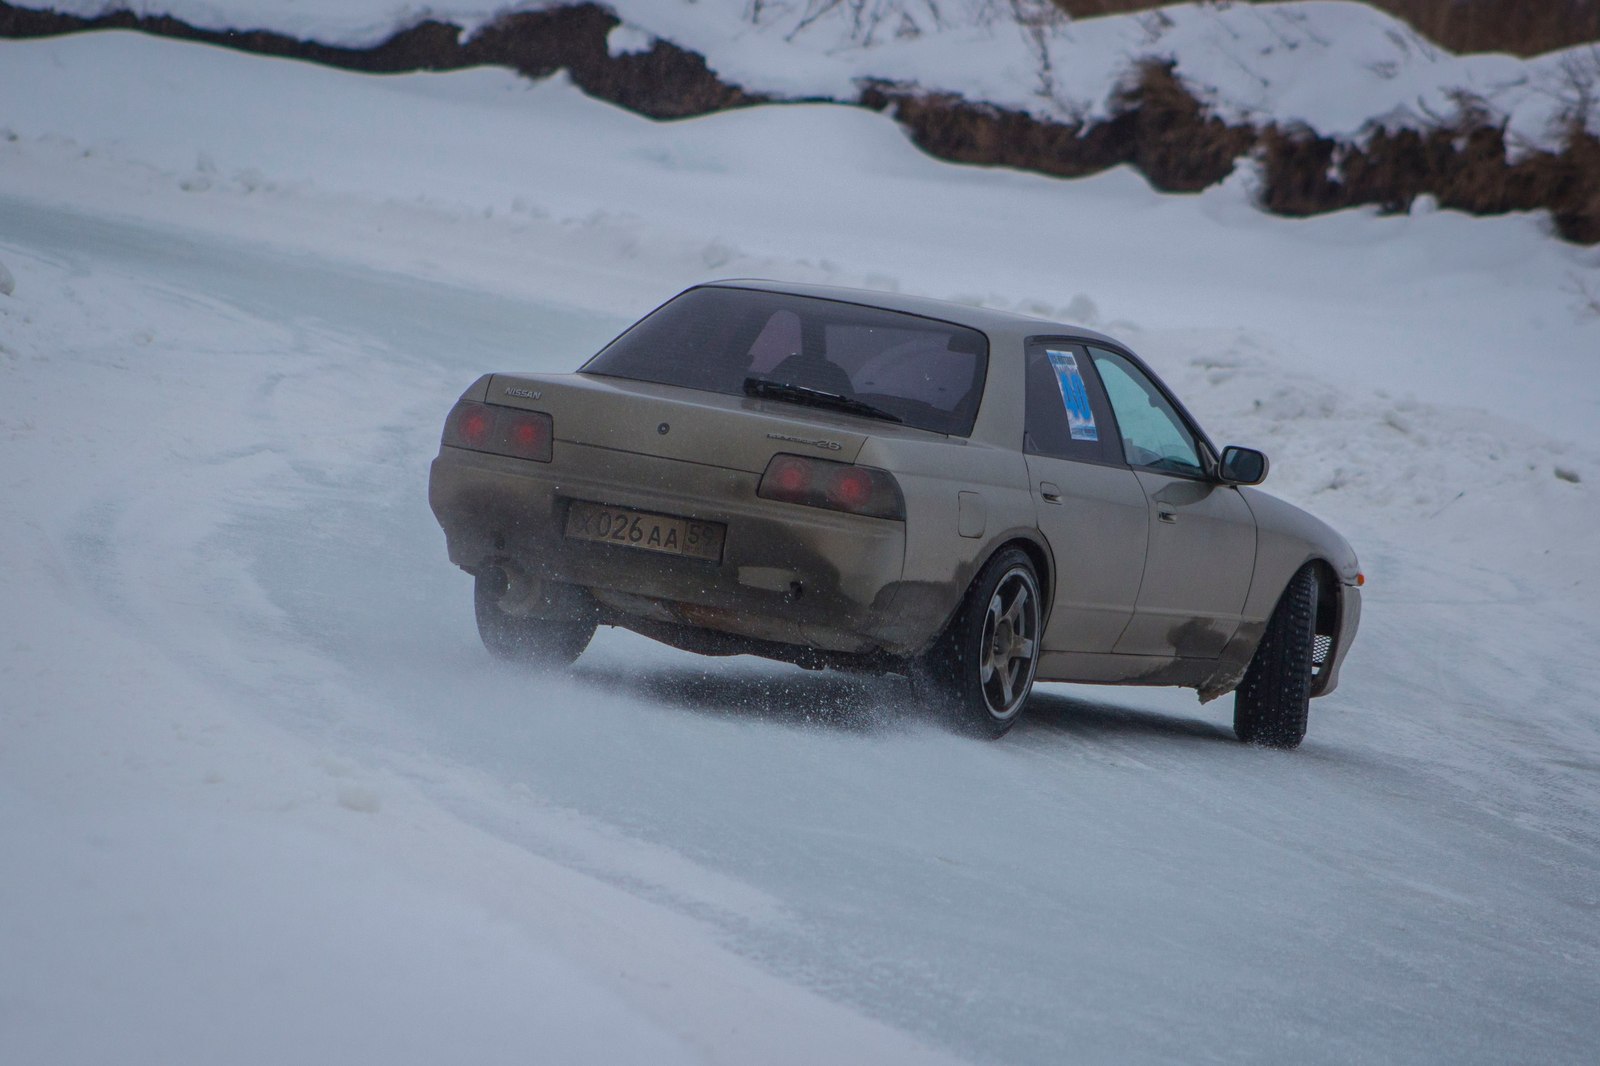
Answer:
xmin=1234 ymin=564 xmax=1319 ymax=748
xmin=915 ymin=548 xmax=1043 ymax=739
xmin=474 ymin=570 xmax=595 ymax=667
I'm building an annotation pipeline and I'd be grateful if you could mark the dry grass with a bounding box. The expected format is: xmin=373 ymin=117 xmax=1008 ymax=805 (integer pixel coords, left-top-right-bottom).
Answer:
xmin=1051 ymin=0 xmax=1600 ymax=57
xmin=1566 ymin=274 xmax=1600 ymax=319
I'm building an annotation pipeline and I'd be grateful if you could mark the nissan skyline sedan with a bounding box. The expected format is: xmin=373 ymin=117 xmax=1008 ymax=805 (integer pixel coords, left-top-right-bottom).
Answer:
xmin=428 ymin=280 xmax=1361 ymax=746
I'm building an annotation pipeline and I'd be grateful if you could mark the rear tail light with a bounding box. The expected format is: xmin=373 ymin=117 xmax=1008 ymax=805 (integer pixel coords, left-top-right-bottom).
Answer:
xmin=443 ymin=401 xmax=553 ymax=463
xmin=758 ymin=454 xmax=905 ymax=520
xmin=455 ymin=404 xmax=494 ymax=450
xmin=502 ymin=410 xmax=552 ymax=461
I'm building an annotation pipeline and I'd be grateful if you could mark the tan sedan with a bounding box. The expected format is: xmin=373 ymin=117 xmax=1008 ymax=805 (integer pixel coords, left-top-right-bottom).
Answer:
xmin=429 ymin=281 xmax=1361 ymax=746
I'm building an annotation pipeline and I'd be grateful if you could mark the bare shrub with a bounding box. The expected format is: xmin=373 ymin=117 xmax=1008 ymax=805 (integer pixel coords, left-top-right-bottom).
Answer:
xmin=1564 ymin=273 xmax=1600 ymax=320
xmin=1045 ymin=1 xmax=1600 ymax=57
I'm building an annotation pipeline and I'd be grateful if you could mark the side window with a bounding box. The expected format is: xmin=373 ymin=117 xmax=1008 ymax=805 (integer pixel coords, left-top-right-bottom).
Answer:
xmin=1087 ymin=347 xmax=1205 ymax=477
xmin=1024 ymin=342 xmax=1115 ymax=463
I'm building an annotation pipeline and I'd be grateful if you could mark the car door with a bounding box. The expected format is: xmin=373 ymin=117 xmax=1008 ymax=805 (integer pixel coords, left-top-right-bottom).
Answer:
xmin=1085 ymin=346 xmax=1256 ymax=659
xmin=1022 ymin=342 xmax=1148 ymax=654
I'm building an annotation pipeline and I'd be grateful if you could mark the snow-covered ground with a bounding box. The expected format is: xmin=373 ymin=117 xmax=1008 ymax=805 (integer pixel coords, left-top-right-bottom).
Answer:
xmin=2 ymin=26 xmax=1599 ymax=1066
xmin=15 ymin=0 xmax=1600 ymax=148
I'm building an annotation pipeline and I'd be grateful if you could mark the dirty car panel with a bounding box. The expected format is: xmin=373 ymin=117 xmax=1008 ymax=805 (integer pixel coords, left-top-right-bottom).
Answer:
xmin=428 ymin=280 xmax=1362 ymax=744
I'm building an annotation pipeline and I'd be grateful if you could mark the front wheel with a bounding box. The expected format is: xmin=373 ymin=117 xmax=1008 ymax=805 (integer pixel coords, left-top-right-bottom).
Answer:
xmin=915 ymin=548 xmax=1043 ymax=738
xmin=1234 ymin=564 xmax=1319 ymax=748
xmin=474 ymin=570 xmax=595 ymax=667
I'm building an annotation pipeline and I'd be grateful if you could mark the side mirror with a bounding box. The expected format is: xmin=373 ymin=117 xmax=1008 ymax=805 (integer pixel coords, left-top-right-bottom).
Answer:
xmin=1219 ymin=445 xmax=1269 ymax=486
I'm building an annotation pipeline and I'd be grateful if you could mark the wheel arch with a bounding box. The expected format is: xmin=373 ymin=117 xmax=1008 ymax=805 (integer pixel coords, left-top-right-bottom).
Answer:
xmin=973 ymin=531 xmax=1054 ymax=630
xmin=911 ymin=535 xmax=1048 ymax=738
xmin=1255 ymin=554 xmax=1342 ymax=698
xmin=1003 ymin=534 xmax=1054 ymax=628
xmin=1304 ymin=556 xmax=1343 ymax=697
xmin=912 ymin=530 xmax=1054 ymax=657
xmin=1206 ymin=552 xmax=1339 ymax=703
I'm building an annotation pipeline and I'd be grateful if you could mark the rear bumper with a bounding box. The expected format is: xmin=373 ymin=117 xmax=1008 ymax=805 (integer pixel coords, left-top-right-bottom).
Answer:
xmin=429 ymin=443 xmax=917 ymax=655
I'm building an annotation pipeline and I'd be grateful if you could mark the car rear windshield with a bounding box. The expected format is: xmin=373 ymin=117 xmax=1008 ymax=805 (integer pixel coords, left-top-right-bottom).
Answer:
xmin=581 ymin=287 xmax=989 ymax=436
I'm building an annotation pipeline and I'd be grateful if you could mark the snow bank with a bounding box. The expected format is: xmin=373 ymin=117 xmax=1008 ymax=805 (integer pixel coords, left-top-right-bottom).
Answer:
xmin=615 ymin=0 xmax=1600 ymax=147
xmin=4 ymin=30 xmax=1596 ymax=439
xmin=0 ymin=256 xmax=14 ymax=295
xmin=12 ymin=0 xmax=1600 ymax=149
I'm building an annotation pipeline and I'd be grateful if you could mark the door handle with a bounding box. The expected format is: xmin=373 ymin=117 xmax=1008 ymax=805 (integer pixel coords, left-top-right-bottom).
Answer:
xmin=1158 ymin=509 xmax=1178 ymax=524
xmin=1039 ymin=482 xmax=1063 ymax=504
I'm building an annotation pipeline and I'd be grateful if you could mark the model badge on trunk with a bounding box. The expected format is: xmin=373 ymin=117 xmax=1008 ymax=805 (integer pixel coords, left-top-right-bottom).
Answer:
xmin=766 ymin=433 xmax=842 ymax=451
xmin=504 ymin=386 xmax=542 ymax=400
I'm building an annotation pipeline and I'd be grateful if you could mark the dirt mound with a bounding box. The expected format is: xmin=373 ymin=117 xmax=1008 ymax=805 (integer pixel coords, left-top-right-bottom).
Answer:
xmin=0 ymin=2 xmax=759 ymax=118
xmin=868 ymin=58 xmax=1600 ymax=243
xmin=863 ymin=61 xmax=1255 ymax=194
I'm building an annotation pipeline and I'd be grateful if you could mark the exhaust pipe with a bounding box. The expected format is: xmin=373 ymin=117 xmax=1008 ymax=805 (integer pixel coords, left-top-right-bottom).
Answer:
xmin=478 ymin=560 xmax=595 ymax=622
xmin=479 ymin=563 xmax=511 ymax=602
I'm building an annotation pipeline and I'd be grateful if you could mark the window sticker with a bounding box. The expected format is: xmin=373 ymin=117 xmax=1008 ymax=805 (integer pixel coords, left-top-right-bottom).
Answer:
xmin=1046 ymin=349 xmax=1099 ymax=441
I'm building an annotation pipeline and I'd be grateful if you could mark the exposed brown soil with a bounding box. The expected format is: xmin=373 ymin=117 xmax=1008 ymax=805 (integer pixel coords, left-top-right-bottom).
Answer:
xmin=860 ymin=61 xmax=1256 ymax=194
xmin=0 ymin=1 xmax=761 ymax=118
xmin=3 ymin=1 xmax=1596 ymax=243
xmin=868 ymin=59 xmax=1600 ymax=243
xmin=1262 ymin=122 xmax=1600 ymax=244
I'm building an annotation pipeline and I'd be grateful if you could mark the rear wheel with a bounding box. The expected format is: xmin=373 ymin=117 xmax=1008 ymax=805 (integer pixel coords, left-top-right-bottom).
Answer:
xmin=474 ymin=570 xmax=595 ymax=667
xmin=1234 ymin=564 xmax=1319 ymax=748
xmin=915 ymin=548 xmax=1042 ymax=738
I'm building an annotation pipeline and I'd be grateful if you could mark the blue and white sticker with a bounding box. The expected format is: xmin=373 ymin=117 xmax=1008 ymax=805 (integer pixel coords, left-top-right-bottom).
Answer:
xmin=1046 ymin=349 xmax=1098 ymax=441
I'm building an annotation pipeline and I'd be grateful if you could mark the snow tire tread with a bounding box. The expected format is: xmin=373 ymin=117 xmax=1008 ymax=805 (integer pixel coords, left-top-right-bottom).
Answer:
xmin=1234 ymin=564 xmax=1319 ymax=749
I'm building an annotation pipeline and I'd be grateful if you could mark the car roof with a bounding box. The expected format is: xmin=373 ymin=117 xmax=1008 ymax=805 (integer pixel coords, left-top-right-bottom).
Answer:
xmin=702 ymin=279 xmax=1125 ymax=349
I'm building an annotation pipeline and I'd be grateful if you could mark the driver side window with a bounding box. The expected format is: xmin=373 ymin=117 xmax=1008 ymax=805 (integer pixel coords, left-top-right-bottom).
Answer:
xmin=1088 ymin=348 xmax=1204 ymax=477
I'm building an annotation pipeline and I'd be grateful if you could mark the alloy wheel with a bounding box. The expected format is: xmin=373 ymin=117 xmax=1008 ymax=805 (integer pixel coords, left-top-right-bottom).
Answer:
xmin=978 ymin=568 xmax=1040 ymax=720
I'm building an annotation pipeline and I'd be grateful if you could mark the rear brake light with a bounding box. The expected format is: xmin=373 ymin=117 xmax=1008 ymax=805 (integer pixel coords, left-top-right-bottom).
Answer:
xmin=503 ymin=411 xmax=552 ymax=461
xmin=758 ymin=454 xmax=905 ymax=520
xmin=456 ymin=404 xmax=493 ymax=449
xmin=443 ymin=401 xmax=553 ymax=463
xmin=829 ymin=467 xmax=876 ymax=511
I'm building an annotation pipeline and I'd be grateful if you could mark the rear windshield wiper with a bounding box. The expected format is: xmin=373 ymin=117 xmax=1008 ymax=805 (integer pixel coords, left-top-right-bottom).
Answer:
xmin=742 ymin=376 xmax=903 ymax=425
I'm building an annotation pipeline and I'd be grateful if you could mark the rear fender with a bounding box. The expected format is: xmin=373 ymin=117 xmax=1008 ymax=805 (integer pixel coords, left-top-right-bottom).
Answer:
xmin=877 ymin=526 xmax=1053 ymax=657
xmin=857 ymin=435 xmax=1040 ymax=655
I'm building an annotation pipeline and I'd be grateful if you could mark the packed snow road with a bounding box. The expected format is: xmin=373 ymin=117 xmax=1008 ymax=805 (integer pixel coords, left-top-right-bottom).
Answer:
xmin=4 ymin=193 xmax=1597 ymax=1065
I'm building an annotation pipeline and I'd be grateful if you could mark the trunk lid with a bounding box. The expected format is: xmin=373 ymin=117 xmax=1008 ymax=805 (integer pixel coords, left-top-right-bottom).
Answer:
xmin=487 ymin=372 xmax=897 ymax=471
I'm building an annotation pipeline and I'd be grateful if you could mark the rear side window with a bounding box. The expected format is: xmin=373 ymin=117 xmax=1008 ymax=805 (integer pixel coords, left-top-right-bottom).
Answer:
xmin=582 ymin=287 xmax=989 ymax=436
xmin=1024 ymin=342 xmax=1117 ymax=463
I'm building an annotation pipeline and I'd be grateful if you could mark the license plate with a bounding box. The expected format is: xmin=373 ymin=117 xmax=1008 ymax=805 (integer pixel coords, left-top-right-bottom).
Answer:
xmin=564 ymin=500 xmax=725 ymax=562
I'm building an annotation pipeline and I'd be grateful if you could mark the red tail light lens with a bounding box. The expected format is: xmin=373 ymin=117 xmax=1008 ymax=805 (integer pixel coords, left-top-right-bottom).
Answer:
xmin=758 ymin=454 xmax=905 ymax=520
xmin=766 ymin=455 xmax=813 ymax=496
xmin=829 ymin=467 xmax=876 ymax=511
xmin=504 ymin=411 xmax=552 ymax=461
xmin=443 ymin=401 xmax=553 ymax=463
xmin=453 ymin=402 xmax=494 ymax=449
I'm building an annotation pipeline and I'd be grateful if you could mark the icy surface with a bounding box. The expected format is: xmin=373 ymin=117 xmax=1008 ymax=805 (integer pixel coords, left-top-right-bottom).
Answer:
xmin=3 ymin=28 xmax=1600 ymax=1066
xmin=12 ymin=0 xmax=1600 ymax=148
